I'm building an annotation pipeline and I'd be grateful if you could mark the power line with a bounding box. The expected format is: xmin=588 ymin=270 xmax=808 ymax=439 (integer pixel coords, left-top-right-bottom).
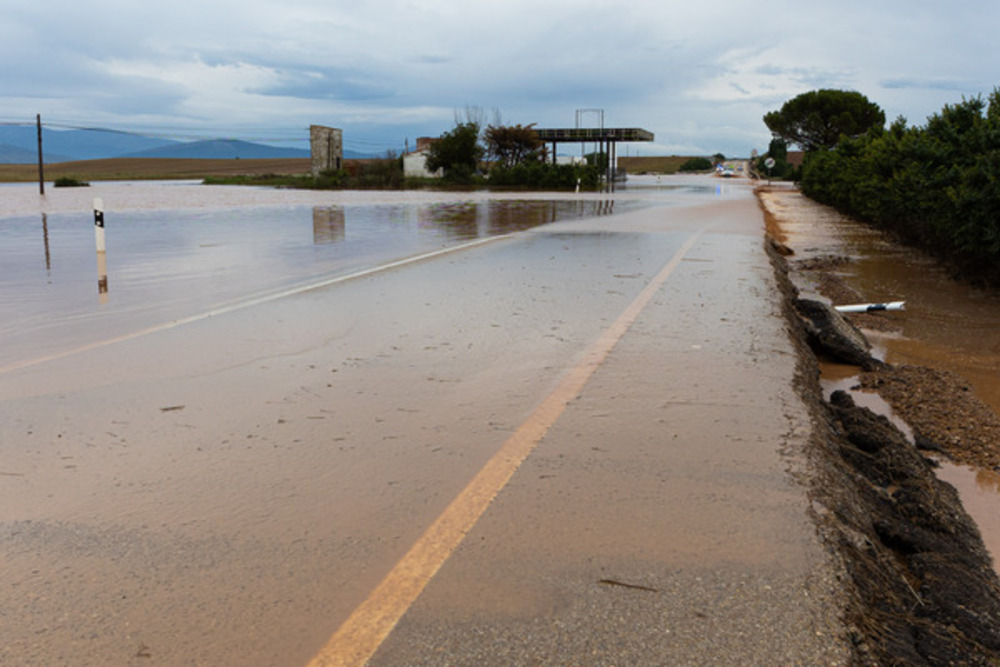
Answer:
xmin=43 ymin=121 xmax=312 ymax=143
xmin=2 ymin=116 xmax=408 ymax=154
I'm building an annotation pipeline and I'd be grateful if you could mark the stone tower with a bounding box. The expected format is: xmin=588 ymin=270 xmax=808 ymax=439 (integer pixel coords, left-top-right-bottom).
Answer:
xmin=310 ymin=125 xmax=343 ymax=176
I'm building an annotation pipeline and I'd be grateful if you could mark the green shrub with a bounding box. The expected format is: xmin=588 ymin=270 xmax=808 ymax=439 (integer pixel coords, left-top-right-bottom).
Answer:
xmin=489 ymin=162 xmax=601 ymax=189
xmin=800 ymin=90 xmax=1000 ymax=284
xmin=678 ymin=157 xmax=713 ymax=172
xmin=54 ymin=176 xmax=89 ymax=187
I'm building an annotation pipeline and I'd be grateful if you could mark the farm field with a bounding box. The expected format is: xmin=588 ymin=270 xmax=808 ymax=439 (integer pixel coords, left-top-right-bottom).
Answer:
xmin=0 ymin=155 xmax=710 ymax=184
xmin=0 ymin=157 xmax=312 ymax=182
xmin=617 ymin=155 xmax=696 ymax=174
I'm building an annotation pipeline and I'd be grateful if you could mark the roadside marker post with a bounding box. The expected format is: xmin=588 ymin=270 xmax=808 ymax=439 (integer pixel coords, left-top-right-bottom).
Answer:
xmin=94 ymin=198 xmax=106 ymax=252
xmin=834 ymin=301 xmax=905 ymax=313
xmin=94 ymin=198 xmax=108 ymax=298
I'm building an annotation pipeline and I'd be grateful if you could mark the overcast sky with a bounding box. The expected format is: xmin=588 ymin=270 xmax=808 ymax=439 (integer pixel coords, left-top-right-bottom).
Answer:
xmin=2 ymin=0 xmax=997 ymax=157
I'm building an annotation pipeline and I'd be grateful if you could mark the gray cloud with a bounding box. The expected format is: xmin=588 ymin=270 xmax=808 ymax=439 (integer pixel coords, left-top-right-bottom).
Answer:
xmin=2 ymin=0 xmax=998 ymax=157
xmin=881 ymin=78 xmax=970 ymax=92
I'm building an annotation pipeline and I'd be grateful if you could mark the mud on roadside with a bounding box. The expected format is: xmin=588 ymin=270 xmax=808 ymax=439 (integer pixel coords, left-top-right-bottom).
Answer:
xmin=762 ymin=191 xmax=1000 ymax=664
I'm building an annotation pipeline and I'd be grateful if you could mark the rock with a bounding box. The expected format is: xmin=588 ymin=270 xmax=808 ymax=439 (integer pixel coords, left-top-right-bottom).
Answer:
xmin=767 ymin=237 xmax=794 ymax=256
xmin=794 ymin=298 xmax=879 ymax=369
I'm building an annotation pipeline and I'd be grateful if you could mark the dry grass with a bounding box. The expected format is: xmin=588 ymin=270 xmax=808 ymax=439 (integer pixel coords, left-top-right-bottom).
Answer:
xmin=0 ymin=157 xmax=312 ymax=182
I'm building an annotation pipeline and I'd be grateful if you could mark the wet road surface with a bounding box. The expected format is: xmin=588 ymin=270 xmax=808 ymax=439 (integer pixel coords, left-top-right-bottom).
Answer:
xmin=1 ymin=177 xmax=847 ymax=664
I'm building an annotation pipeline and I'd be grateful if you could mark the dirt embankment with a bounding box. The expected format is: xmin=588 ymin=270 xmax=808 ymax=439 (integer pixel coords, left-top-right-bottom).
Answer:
xmin=762 ymin=190 xmax=1000 ymax=665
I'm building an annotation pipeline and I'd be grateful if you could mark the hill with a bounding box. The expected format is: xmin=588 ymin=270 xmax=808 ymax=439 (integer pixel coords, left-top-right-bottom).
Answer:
xmin=0 ymin=126 xmax=176 ymax=162
xmin=0 ymin=126 xmax=337 ymax=163
xmin=47 ymin=128 xmax=176 ymax=161
xmin=0 ymin=126 xmax=381 ymax=162
xmin=123 ymin=138 xmax=310 ymax=160
xmin=0 ymin=143 xmax=73 ymax=164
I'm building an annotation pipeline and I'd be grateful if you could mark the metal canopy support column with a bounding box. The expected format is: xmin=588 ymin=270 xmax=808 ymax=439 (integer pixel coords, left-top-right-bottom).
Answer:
xmin=576 ymin=108 xmax=604 ymax=166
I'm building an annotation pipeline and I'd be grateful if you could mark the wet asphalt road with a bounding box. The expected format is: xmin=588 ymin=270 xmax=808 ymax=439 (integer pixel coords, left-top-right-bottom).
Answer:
xmin=0 ymin=177 xmax=848 ymax=665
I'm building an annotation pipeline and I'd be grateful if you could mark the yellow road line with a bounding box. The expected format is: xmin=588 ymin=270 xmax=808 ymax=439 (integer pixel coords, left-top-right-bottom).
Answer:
xmin=307 ymin=231 xmax=702 ymax=667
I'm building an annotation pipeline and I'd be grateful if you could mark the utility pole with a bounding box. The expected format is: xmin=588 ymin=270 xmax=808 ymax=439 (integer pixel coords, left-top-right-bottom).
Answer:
xmin=36 ymin=114 xmax=45 ymax=195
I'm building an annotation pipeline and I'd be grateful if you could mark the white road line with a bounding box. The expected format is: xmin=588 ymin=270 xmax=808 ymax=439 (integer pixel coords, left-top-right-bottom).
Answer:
xmin=0 ymin=235 xmax=506 ymax=375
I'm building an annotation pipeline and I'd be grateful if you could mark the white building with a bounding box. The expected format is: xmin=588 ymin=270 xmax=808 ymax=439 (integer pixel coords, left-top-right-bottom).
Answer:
xmin=403 ymin=137 xmax=443 ymax=178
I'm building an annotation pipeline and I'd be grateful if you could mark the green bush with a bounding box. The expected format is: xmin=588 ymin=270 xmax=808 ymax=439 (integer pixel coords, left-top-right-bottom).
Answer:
xmin=678 ymin=157 xmax=713 ymax=172
xmin=426 ymin=122 xmax=483 ymax=183
xmin=53 ymin=176 xmax=89 ymax=187
xmin=756 ymin=139 xmax=799 ymax=180
xmin=800 ymin=90 xmax=1000 ymax=284
xmin=488 ymin=162 xmax=601 ymax=189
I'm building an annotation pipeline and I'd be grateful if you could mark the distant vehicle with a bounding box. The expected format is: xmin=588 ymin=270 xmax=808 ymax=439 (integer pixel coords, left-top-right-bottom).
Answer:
xmin=715 ymin=163 xmax=737 ymax=177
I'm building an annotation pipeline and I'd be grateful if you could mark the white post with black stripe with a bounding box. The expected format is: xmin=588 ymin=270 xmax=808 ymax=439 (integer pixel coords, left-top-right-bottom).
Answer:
xmin=834 ymin=301 xmax=905 ymax=313
xmin=94 ymin=198 xmax=106 ymax=252
xmin=94 ymin=198 xmax=108 ymax=297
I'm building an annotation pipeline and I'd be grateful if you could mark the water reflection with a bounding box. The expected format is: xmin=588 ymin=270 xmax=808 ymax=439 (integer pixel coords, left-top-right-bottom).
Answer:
xmin=2 ymin=197 xmax=646 ymax=369
xmin=312 ymin=206 xmax=346 ymax=244
xmin=618 ymin=177 xmax=738 ymax=198
xmin=937 ymin=462 xmax=1000 ymax=564
xmin=41 ymin=213 xmax=51 ymax=274
xmin=418 ymin=201 xmax=480 ymax=239
xmin=96 ymin=249 xmax=109 ymax=301
xmin=312 ymin=199 xmax=628 ymax=246
xmin=405 ymin=199 xmax=619 ymax=240
xmin=977 ymin=468 xmax=1000 ymax=494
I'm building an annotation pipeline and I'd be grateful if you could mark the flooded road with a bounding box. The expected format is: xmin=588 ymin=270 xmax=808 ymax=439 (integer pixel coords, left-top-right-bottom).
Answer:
xmin=760 ymin=186 xmax=1000 ymax=564
xmin=0 ymin=193 xmax=643 ymax=371
xmin=1 ymin=178 xmax=847 ymax=664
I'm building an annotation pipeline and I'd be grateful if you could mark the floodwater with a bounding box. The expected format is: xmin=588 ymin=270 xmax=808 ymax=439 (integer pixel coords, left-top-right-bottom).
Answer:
xmin=0 ymin=177 xmax=850 ymax=664
xmin=762 ymin=187 xmax=1000 ymax=563
xmin=0 ymin=185 xmax=646 ymax=371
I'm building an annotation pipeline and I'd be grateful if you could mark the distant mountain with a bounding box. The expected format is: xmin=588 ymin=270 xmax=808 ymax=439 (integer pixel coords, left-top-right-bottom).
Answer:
xmin=344 ymin=149 xmax=380 ymax=160
xmin=0 ymin=126 xmax=39 ymax=157
xmin=48 ymin=128 xmax=176 ymax=160
xmin=0 ymin=125 xmax=376 ymax=162
xmin=122 ymin=138 xmax=310 ymax=160
xmin=0 ymin=142 xmax=73 ymax=164
xmin=0 ymin=126 xmax=177 ymax=163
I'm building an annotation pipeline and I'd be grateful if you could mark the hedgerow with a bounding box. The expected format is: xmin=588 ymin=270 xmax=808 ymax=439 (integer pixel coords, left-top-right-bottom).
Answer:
xmin=488 ymin=162 xmax=601 ymax=189
xmin=800 ymin=90 xmax=1000 ymax=284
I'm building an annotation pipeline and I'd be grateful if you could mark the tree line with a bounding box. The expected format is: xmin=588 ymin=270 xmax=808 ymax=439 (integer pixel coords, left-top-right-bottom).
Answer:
xmin=423 ymin=111 xmax=602 ymax=188
xmin=204 ymin=111 xmax=604 ymax=191
xmin=765 ymin=88 xmax=1000 ymax=285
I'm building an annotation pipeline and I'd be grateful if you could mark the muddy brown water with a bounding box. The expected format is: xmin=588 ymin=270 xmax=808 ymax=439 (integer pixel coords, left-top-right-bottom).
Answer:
xmin=0 ymin=192 xmax=644 ymax=371
xmin=4 ymin=178 xmax=852 ymax=664
xmin=761 ymin=187 xmax=1000 ymax=564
